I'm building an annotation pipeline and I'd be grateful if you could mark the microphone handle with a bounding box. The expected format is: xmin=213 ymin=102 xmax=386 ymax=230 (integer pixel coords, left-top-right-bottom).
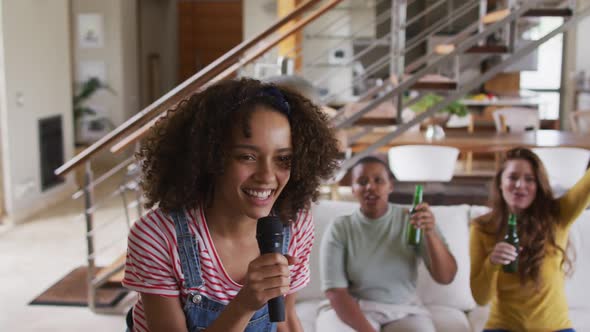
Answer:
xmin=268 ymin=296 xmax=285 ymax=322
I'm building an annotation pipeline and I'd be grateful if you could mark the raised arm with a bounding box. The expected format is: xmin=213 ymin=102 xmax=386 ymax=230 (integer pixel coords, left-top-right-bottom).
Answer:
xmin=469 ymin=223 xmax=500 ymax=305
xmin=412 ymin=203 xmax=457 ymax=284
xmin=559 ymin=167 xmax=590 ymax=226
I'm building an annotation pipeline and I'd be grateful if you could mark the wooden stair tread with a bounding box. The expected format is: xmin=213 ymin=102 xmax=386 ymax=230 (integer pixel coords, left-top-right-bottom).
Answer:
xmin=413 ymin=78 xmax=457 ymax=91
xmin=466 ymin=44 xmax=509 ymax=54
xmin=353 ymin=117 xmax=397 ymax=126
xmin=523 ymin=8 xmax=573 ymax=17
xmin=483 ymin=9 xmax=509 ymax=24
xmin=434 ymin=44 xmax=509 ymax=55
xmin=483 ymin=8 xmax=572 ymax=24
xmin=409 ymin=74 xmax=457 ymax=90
xmin=97 ymin=254 xmax=126 ymax=286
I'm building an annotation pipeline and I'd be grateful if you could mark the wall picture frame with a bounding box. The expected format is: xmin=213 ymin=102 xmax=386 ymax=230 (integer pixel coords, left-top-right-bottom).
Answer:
xmin=77 ymin=13 xmax=104 ymax=49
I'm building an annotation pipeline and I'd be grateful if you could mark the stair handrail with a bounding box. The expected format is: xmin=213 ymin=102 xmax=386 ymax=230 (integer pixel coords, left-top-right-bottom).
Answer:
xmin=108 ymin=0 xmax=344 ymax=155
xmin=55 ymin=0 xmax=328 ymax=176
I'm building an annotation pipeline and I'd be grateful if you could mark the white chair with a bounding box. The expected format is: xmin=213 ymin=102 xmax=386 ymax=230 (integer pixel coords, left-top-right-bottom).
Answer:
xmin=492 ymin=107 xmax=540 ymax=133
xmin=532 ymin=147 xmax=590 ymax=190
xmin=387 ymin=145 xmax=460 ymax=182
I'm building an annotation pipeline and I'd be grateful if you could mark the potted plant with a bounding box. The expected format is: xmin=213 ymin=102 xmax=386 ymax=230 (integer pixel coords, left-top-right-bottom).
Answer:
xmin=408 ymin=93 xmax=469 ymax=140
xmin=408 ymin=93 xmax=468 ymax=121
xmin=73 ymin=77 xmax=115 ymax=145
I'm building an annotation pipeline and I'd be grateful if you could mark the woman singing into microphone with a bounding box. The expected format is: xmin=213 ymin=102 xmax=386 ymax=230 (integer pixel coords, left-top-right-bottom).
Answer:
xmin=122 ymin=78 xmax=340 ymax=332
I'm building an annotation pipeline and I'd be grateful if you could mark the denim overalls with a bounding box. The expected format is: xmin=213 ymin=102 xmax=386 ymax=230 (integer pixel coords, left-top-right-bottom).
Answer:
xmin=170 ymin=210 xmax=291 ymax=332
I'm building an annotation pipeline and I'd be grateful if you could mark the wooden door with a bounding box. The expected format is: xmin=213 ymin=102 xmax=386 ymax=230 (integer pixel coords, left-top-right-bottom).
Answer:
xmin=177 ymin=0 xmax=243 ymax=82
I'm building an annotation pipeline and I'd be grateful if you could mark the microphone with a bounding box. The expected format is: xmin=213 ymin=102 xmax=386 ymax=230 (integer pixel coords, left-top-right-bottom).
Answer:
xmin=256 ymin=216 xmax=285 ymax=322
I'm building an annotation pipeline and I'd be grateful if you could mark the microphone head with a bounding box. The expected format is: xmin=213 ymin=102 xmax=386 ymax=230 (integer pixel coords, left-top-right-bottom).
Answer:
xmin=257 ymin=216 xmax=284 ymax=255
xmin=256 ymin=216 xmax=283 ymax=237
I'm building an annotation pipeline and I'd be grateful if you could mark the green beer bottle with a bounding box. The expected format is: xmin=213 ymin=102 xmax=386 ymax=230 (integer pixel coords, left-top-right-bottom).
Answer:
xmin=406 ymin=184 xmax=423 ymax=247
xmin=503 ymin=214 xmax=519 ymax=273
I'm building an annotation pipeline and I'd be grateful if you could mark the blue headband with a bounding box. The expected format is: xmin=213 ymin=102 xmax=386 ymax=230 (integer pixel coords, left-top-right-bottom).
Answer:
xmin=259 ymin=86 xmax=291 ymax=117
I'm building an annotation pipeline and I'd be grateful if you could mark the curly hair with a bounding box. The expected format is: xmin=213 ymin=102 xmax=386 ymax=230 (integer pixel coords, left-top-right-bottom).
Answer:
xmin=137 ymin=78 xmax=341 ymax=223
xmin=475 ymin=147 xmax=572 ymax=287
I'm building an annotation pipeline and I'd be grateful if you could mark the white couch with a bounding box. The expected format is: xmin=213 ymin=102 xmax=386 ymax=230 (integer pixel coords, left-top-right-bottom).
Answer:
xmin=294 ymin=200 xmax=590 ymax=332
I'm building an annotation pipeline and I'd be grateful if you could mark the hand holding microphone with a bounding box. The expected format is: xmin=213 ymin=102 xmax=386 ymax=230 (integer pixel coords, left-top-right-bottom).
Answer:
xmin=256 ymin=216 xmax=286 ymax=322
xmin=234 ymin=216 xmax=292 ymax=322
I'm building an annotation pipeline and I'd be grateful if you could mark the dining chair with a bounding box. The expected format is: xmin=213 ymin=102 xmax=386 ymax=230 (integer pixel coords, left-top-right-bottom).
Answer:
xmin=569 ymin=110 xmax=590 ymax=134
xmin=387 ymin=145 xmax=460 ymax=182
xmin=532 ymin=147 xmax=590 ymax=190
xmin=492 ymin=107 xmax=540 ymax=133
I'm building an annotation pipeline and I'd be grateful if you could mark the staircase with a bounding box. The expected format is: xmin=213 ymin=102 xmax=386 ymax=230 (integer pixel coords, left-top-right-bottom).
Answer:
xmin=54 ymin=0 xmax=589 ymax=313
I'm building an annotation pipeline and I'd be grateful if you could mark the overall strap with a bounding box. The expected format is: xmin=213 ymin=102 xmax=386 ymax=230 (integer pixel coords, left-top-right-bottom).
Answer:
xmin=282 ymin=224 xmax=291 ymax=255
xmin=170 ymin=209 xmax=203 ymax=288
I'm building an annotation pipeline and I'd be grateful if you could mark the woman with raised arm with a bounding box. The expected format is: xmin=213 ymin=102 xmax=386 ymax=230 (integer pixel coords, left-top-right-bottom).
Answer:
xmin=470 ymin=147 xmax=590 ymax=332
xmin=122 ymin=78 xmax=340 ymax=332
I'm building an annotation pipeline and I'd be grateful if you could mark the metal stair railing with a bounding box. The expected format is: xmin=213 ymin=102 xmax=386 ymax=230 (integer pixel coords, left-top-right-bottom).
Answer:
xmin=55 ymin=0 xmax=351 ymax=313
xmin=77 ymin=156 xmax=142 ymax=313
xmin=295 ymin=0 xmax=482 ymax=108
xmin=55 ymin=0 xmax=330 ymax=177
xmin=332 ymin=0 xmax=543 ymax=129
xmin=320 ymin=0 xmax=484 ymax=120
xmin=339 ymin=1 xmax=590 ymax=171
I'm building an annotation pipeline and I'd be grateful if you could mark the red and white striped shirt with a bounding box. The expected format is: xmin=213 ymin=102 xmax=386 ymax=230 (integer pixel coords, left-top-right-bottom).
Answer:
xmin=122 ymin=207 xmax=314 ymax=332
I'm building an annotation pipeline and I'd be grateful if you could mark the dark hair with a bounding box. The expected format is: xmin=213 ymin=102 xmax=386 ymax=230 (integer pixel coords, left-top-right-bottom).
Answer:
xmin=137 ymin=78 xmax=341 ymax=222
xmin=349 ymin=156 xmax=394 ymax=180
xmin=475 ymin=147 xmax=571 ymax=286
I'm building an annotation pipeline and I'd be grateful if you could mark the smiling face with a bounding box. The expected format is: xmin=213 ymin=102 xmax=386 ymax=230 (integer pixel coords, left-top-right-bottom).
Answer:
xmin=351 ymin=161 xmax=394 ymax=219
xmin=212 ymin=106 xmax=292 ymax=221
xmin=500 ymin=158 xmax=538 ymax=214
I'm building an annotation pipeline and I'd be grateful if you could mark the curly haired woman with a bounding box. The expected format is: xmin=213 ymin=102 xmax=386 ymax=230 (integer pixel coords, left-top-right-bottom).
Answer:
xmin=122 ymin=78 xmax=340 ymax=332
xmin=470 ymin=147 xmax=590 ymax=332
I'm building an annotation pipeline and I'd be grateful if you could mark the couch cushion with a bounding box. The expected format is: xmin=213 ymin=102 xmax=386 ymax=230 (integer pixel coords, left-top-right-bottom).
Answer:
xmin=417 ymin=205 xmax=476 ymax=311
xmin=570 ymin=307 xmax=590 ymax=331
xmin=565 ymin=210 xmax=590 ymax=310
xmin=427 ymin=305 xmax=471 ymax=332
xmin=468 ymin=205 xmax=491 ymax=221
xmin=467 ymin=305 xmax=490 ymax=332
xmin=299 ymin=200 xmax=358 ymax=301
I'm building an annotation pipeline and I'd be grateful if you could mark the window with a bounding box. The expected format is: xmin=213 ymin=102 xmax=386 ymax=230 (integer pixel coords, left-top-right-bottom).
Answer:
xmin=520 ymin=17 xmax=565 ymax=120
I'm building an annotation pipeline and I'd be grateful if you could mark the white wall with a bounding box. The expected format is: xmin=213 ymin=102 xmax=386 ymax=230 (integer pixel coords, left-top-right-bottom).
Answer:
xmin=575 ymin=0 xmax=590 ymax=74
xmin=241 ymin=0 xmax=279 ymax=78
xmin=71 ymin=0 xmax=140 ymax=127
xmin=0 ymin=0 xmax=75 ymax=222
xmin=244 ymin=0 xmax=277 ymax=39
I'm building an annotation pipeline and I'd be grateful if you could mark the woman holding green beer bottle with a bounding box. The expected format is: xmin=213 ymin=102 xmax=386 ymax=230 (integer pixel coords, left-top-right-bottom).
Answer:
xmin=470 ymin=147 xmax=590 ymax=332
xmin=318 ymin=156 xmax=457 ymax=332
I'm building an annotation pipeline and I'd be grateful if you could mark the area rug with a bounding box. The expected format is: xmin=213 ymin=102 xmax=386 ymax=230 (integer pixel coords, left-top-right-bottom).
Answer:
xmin=29 ymin=266 xmax=128 ymax=308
